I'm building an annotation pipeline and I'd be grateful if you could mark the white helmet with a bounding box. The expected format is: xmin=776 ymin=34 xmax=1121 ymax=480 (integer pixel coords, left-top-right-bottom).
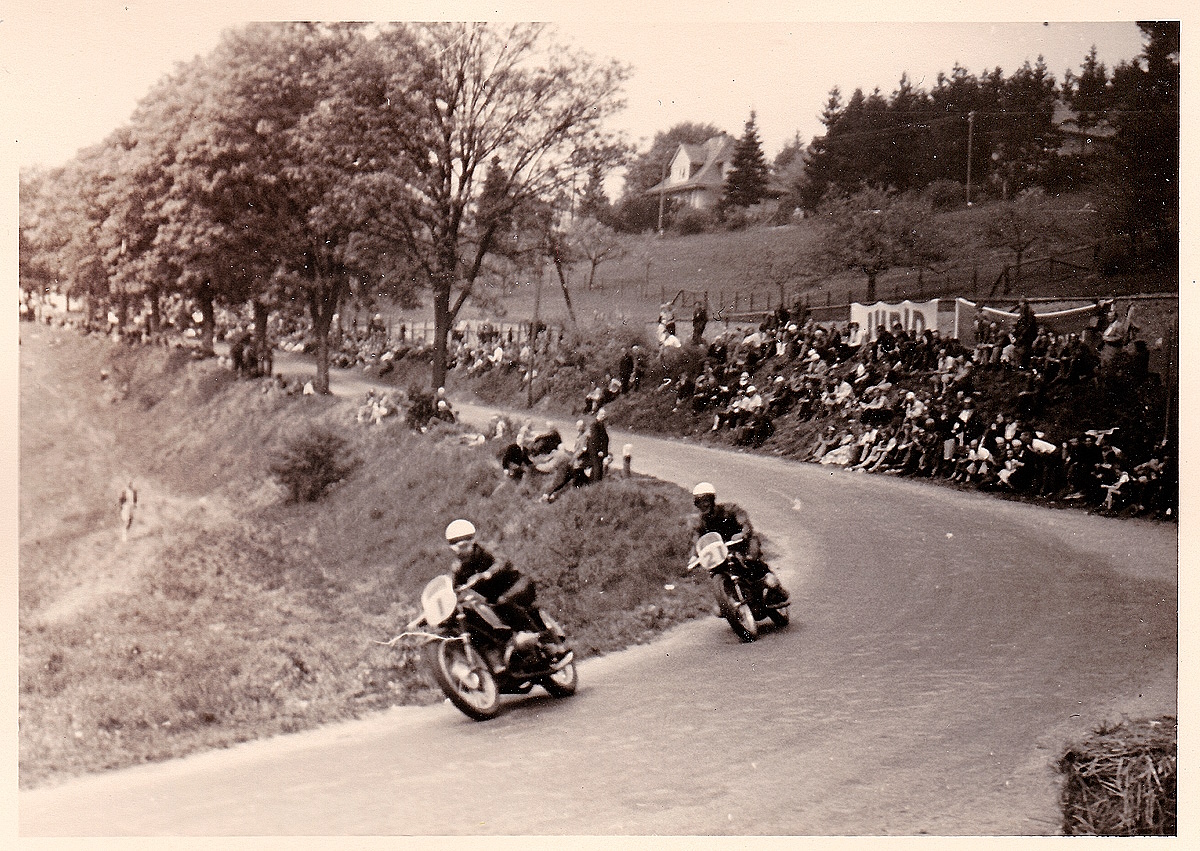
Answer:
xmin=444 ymin=519 xmax=476 ymax=544
xmin=692 ymin=482 xmax=716 ymax=498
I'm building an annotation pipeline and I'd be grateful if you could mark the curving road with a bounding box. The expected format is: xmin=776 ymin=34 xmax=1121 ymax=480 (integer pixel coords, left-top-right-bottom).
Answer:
xmin=20 ymin=367 xmax=1177 ymax=836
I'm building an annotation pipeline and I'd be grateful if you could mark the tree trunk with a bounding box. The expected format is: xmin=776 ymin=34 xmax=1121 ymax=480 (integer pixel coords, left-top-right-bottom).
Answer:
xmin=198 ymin=287 xmax=215 ymax=355
xmin=116 ymin=291 xmax=128 ymax=331
xmin=866 ymin=271 xmax=877 ymax=303
xmin=147 ymin=284 xmax=161 ymax=335
xmin=432 ymin=283 xmax=451 ymax=391
xmin=308 ymin=278 xmax=344 ymax=395
xmin=253 ymin=299 xmax=270 ymax=363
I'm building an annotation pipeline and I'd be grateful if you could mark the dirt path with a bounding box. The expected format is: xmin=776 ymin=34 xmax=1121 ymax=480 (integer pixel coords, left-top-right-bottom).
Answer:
xmin=20 ymin=328 xmax=238 ymax=625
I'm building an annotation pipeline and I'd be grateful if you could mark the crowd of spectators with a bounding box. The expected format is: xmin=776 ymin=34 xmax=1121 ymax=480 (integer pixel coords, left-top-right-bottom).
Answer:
xmin=495 ymin=408 xmax=612 ymax=503
xmin=25 ymin=286 xmax=1174 ymax=518
xmin=603 ymin=299 xmax=1175 ymax=518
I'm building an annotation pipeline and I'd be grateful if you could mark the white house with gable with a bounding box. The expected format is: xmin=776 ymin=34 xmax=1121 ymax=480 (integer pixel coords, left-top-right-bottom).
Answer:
xmin=645 ymin=133 xmax=736 ymax=211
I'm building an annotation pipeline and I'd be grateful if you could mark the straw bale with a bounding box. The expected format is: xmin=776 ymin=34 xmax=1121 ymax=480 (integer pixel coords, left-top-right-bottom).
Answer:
xmin=1057 ymin=715 xmax=1176 ymax=835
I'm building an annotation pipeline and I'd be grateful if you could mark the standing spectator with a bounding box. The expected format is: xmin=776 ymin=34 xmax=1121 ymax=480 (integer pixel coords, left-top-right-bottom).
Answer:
xmin=630 ymin=345 xmax=645 ymax=391
xmin=119 ymin=480 xmax=138 ymax=542
xmin=585 ymin=408 xmax=611 ymax=482
xmin=229 ymin=330 xmax=249 ymax=376
xmin=659 ymin=303 xmax=676 ymax=337
xmin=691 ymin=301 xmax=708 ymax=345
xmin=1014 ymin=298 xmax=1038 ymax=367
xmin=618 ymin=347 xmax=635 ymax=392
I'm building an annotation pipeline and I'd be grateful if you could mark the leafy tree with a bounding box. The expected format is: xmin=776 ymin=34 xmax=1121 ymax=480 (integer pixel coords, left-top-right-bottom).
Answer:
xmin=721 ymin=111 xmax=769 ymax=210
xmin=1062 ymin=45 xmax=1111 ymax=158
xmin=977 ymin=188 xmax=1066 ymax=289
xmin=569 ymin=217 xmax=626 ymax=290
xmin=796 ymin=87 xmax=844 ymax=209
xmin=769 ymin=132 xmax=807 ymax=221
xmin=808 ymin=185 xmax=944 ymax=302
xmin=28 ymin=147 xmax=115 ymax=328
xmin=18 ymin=168 xmax=58 ymax=297
xmin=105 ymin=55 xmax=212 ymax=338
xmin=348 ymin=23 xmax=628 ymax=389
xmin=881 ymin=73 xmax=934 ymax=191
xmin=576 ymin=162 xmax=613 ymax=223
xmin=993 ymin=57 xmax=1061 ymax=193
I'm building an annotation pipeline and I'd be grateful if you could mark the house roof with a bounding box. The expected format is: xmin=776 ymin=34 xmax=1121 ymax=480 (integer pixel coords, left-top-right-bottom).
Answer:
xmin=646 ymin=133 xmax=736 ymax=196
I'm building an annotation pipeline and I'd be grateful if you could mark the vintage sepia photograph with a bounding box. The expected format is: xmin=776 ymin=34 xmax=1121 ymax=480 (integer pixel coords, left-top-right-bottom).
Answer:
xmin=12 ymin=2 xmax=1183 ymax=839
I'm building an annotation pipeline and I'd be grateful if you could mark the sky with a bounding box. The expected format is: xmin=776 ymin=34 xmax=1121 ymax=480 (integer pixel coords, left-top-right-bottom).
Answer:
xmin=3 ymin=3 xmax=1159 ymax=183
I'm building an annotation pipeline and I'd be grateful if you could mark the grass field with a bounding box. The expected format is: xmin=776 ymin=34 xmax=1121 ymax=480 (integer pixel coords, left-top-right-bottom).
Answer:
xmin=379 ymin=191 xmax=1175 ymax=333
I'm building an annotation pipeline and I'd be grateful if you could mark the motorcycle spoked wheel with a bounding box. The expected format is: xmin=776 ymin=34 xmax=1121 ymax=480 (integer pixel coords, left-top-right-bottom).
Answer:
xmin=541 ymin=659 xmax=578 ymax=697
xmin=712 ymin=574 xmax=758 ymax=642
xmin=424 ymin=639 xmax=501 ymax=721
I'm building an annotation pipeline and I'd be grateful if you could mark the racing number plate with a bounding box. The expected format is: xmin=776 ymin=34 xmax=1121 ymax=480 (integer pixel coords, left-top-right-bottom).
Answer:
xmin=421 ymin=575 xmax=457 ymax=626
xmin=696 ymin=532 xmax=729 ymax=571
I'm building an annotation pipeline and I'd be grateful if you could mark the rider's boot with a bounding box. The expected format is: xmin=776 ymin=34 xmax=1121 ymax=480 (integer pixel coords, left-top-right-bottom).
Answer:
xmin=762 ymin=570 xmax=789 ymax=603
xmin=533 ymin=609 xmax=568 ymax=658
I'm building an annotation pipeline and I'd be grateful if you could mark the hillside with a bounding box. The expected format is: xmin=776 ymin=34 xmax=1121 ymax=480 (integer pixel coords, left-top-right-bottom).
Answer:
xmin=387 ymin=190 xmax=1174 ymax=332
xmin=18 ymin=326 xmax=712 ymax=788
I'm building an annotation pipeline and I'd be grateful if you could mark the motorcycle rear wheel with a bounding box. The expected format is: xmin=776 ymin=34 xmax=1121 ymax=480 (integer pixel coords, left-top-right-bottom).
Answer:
xmin=424 ymin=640 xmax=501 ymax=721
xmin=541 ymin=660 xmax=578 ymax=697
xmin=768 ymin=604 xmax=790 ymax=628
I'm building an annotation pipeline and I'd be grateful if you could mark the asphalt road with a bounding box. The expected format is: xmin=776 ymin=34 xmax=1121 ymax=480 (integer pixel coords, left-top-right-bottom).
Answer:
xmin=20 ymin=359 xmax=1178 ymax=836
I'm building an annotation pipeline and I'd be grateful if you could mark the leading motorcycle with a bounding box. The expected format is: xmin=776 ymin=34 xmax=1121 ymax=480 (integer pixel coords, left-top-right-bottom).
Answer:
xmin=687 ymin=531 xmax=790 ymax=642
xmin=382 ymin=572 xmax=577 ymax=720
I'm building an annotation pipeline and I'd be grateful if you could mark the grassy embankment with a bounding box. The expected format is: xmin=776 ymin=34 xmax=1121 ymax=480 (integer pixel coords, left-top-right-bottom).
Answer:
xmin=19 ymin=328 xmax=712 ymax=789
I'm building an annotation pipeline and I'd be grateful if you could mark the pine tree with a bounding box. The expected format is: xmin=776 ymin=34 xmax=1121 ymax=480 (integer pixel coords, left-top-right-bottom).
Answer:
xmin=722 ymin=111 xmax=769 ymax=209
xmin=576 ymin=162 xmax=611 ymax=222
xmin=1063 ymin=45 xmax=1111 ymax=156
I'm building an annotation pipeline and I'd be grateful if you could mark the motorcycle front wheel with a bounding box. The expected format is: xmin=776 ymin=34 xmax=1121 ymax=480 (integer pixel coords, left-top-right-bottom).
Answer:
xmin=713 ymin=574 xmax=758 ymax=642
xmin=424 ymin=639 xmax=501 ymax=721
xmin=541 ymin=659 xmax=578 ymax=697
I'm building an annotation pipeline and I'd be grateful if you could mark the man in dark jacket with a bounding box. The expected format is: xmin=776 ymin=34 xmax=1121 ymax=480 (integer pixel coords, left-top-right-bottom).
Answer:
xmin=445 ymin=519 xmax=551 ymax=641
xmin=585 ymin=408 xmax=611 ymax=482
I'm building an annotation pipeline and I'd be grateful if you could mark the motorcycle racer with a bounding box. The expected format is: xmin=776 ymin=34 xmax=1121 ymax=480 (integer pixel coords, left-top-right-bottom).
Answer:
xmin=444 ymin=519 xmax=564 ymax=655
xmin=690 ymin=483 xmax=788 ymax=600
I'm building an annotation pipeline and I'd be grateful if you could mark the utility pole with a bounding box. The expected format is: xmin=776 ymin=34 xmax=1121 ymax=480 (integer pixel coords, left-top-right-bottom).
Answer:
xmin=656 ymin=157 xmax=668 ymax=236
xmin=527 ymin=250 xmax=543 ymax=409
xmin=965 ymin=110 xmax=976 ymax=206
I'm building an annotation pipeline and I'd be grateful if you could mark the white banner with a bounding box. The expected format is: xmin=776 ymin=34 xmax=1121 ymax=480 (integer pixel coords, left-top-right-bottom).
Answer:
xmin=850 ymin=300 xmax=941 ymax=341
xmin=953 ymin=297 xmax=1113 ymax=343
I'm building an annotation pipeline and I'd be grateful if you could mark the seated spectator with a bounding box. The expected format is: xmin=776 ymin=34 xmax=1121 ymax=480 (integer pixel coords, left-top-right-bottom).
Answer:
xmin=584 ymin=383 xmax=605 ymax=413
xmin=818 ymin=433 xmax=857 ymax=466
xmin=541 ymin=420 xmax=589 ymax=502
xmin=808 ymin=425 xmax=839 ymax=461
xmin=965 ymin=440 xmax=995 ymax=486
xmin=527 ymin=422 xmax=563 ymax=459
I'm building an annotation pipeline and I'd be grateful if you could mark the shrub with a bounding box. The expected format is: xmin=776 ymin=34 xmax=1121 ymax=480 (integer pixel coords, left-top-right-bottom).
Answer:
xmin=924 ymin=179 xmax=966 ymax=211
xmin=675 ymin=207 xmax=717 ymax=235
xmin=269 ymin=425 xmax=360 ymax=502
xmin=404 ymin=384 xmax=437 ymax=429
